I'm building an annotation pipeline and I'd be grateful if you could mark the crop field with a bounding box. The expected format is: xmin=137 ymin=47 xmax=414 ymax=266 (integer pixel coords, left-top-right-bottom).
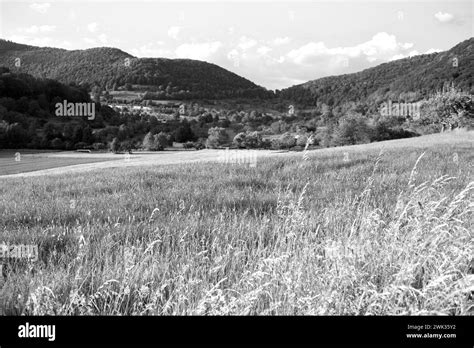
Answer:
xmin=0 ymin=151 xmax=119 ymax=176
xmin=0 ymin=149 xmax=289 ymax=178
xmin=0 ymin=131 xmax=472 ymax=315
xmin=109 ymin=90 xmax=144 ymax=102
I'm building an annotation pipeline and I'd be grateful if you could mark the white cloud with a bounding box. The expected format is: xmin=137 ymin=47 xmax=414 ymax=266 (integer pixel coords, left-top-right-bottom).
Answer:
xmin=6 ymin=35 xmax=74 ymax=50
xmin=168 ymin=26 xmax=181 ymax=40
xmin=434 ymin=12 xmax=454 ymax=23
xmin=98 ymin=34 xmax=108 ymax=44
xmin=286 ymin=32 xmax=414 ymax=65
xmin=131 ymin=42 xmax=170 ymax=57
xmin=425 ymin=48 xmax=442 ymax=54
xmin=7 ymin=35 xmax=53 ymax=47
xmin=257 ymin=46 xmax=272 ymax=56
xmin=20 ymin=25 xmax=56 ymax=34
xmin=175 ymin=41 xmax=222 ymax=61
xmin=238 ymin=36 xmax=257 ymax=50
xmin=287 ymin=42 xmax=326 ymax=64
xmin=87 ymin=23 xmax=98 ymax=33
xmin=271 ymin=37 xmax=291 ymax=46
xmin=227 ymin=49 xmax=239 ymax=61
xmin=29 ymin=3 xmax=50 ymax=14
xmin=83 ymin=37 xmax=96 ymax=45
xmin=401 ymin=42 xmax=414 ymax=50
xmin=61 ymin=41 xmax=72 ymax=48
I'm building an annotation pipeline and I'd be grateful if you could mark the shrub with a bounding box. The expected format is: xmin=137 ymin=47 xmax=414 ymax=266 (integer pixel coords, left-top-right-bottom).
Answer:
xmin=51 ymin=138 xmax=64 ymax=150
xmin=206 ymin=127 xmax=228 ymax=149
xmin=332 ymin=114 xmax=371 ymax=146
xmin=142 ymin=132 xmax=154 ymax=151
xmin=278 ymin=132 xmax=296 ymax=150
xmin=92 ymin=142 xmax=106 ymax=150
xmin=183 ymin=142 xmax=195 ymax=149
xmin=420 ymin=88 xmax=473 ymax=131
xmin=74 ymin=142 xmax=88 ymax=150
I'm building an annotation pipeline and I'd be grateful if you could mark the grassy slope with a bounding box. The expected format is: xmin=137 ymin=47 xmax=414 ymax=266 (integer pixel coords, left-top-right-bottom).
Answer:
xmin=0 ymin=131 xmax=472 ymax=315
xmin=0 ymin=153 xmax=117 ymax=176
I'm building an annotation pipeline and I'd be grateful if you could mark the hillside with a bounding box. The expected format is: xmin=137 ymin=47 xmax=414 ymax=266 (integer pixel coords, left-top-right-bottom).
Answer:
xmin=278 ymin=38 xmax=474 ymax=110
xmin=0 ymin=39 xmax=270 ymax=99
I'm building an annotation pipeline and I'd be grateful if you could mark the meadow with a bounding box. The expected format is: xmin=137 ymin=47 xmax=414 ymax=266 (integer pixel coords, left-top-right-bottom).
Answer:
xmin=0 ymin=150 xmax=117 ymax=176
xmin=0 ymin=131 xmax=472 ymax=315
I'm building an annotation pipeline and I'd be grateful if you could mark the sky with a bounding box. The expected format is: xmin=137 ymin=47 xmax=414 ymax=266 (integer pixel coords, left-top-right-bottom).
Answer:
xmin=0 ymin=0 xmax=472 ymax=90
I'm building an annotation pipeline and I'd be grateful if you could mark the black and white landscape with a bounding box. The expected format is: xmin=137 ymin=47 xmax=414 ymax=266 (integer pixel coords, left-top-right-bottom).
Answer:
xmin=0 ymin=0 xmax=472 ymax=340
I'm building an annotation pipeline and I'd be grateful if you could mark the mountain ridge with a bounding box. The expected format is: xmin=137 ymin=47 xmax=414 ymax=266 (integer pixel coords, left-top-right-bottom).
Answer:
xmin=0 ymin=37 xmax=473 ymax=105
xmin=0 ymin=39 xmax=270 ymax=99
xmin=277 ymin=37 xmax=473 ymax=109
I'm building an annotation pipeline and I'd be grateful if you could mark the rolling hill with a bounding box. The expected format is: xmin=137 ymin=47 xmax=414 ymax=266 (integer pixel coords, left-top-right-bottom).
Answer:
xmin=0 ymin=39 xmax=270 ymax=99
xmin=278 ymin=38 xmax=474 ymax=110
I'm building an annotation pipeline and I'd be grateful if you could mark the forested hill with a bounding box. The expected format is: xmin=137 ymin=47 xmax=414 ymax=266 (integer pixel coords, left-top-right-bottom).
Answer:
xmin=0 ymin=39 xmax=270 ymax=99
xmin=278 ymin=38 xmax=474 ymax=108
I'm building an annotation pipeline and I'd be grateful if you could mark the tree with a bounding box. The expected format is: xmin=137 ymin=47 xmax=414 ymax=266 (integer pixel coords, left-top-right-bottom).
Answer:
xmin=120 ymin=140 xmax=133 ymax=153
xmin=153 ymin=132 xmax=169 ymax=151
xmin=278 ymin=132 xmax=296 ymax=150
xmin=243 ymin=131 xmax=263 ymax=149
xmin=420 ymin=88 xmax=473 ymax=131
xmin=206 ymin=127 xmax=228 ymax=148
xmin=142 ymin=131 xmax=154 ymax=150
xmin=51 ymin=138 xmax=64 ymax=149
xmin=174 ymin=120 xmax=194 ymax=142
xmin=82 ymin=126 xmax=94 ymax=144
xmin=72 ymin=125 xmax=83 ymax=144
xmin=332 ymin=114 xmax=371 ymax=146
xmin=91 ymin=85 xmax=102 ymax=103
xmin=317 ymin=124 xmax=334 ymax=148
xmin=110 ymin=137 xmax=120 ymax=153
xmin=233 ymin=132 xmax=246 ymax=148
xmin=296 ymin=134 xmax=308 ymax=147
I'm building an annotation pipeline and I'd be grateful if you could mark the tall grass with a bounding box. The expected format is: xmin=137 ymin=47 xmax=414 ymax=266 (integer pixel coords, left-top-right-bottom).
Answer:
xmin=0 ymin=136 xmax=472 ymax=315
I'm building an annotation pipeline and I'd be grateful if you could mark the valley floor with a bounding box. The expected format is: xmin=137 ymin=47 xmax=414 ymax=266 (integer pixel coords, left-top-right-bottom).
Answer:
xmin=1 ymin=129 xmax=472 ymax=179
xmin=0 ymin=130 xmax=472 ymax=315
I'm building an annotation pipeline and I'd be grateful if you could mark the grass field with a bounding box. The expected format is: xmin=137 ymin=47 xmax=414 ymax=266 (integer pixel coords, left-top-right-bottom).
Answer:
xmin=0 ymin=150 xmax=118 ymax=176
xmin=0 ymin=131 xmax=472 ymax=315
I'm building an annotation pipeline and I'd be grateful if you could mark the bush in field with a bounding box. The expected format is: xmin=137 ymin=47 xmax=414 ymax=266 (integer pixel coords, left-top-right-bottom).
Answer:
xmin=277 ymin=132 xmax=297 ymax=150
xmin=74 ymin=142 xmax=89 ymax=150
xmin=232 ymin=131 xmax=264 ymax=149
xmin=206 ymin=127 xmax=228 ymax=148
xmin=296 ymin=134 xmax=308 ymax=147
xmin=244 ymin=131 xmax=263 ymax=149
xmin=153 ymin=132 xmax=170 ymax=151
xmin=142 ymin=132 xmax=154 ymax=151
xmin=316 ymin=125 xmax=334 ymax=148
xmin=332 ymin=114 xmax=371 ymax=146
xmin=233 ymin=132 xmax=246 ymax=148
xmin=92 ymin=142 xmax=106 ymax=150
xmin=371 ymin=120 xmax=418 ymax=142
xmin=194 ymin=139 xmax=205 ymax=150
xmin=120 ymin=140 xmax=133 ymax=153
xmin=420 ymin=88 xmax=473 ymax=131
xmin=183 ymin=142 xmax=195 ymax=149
